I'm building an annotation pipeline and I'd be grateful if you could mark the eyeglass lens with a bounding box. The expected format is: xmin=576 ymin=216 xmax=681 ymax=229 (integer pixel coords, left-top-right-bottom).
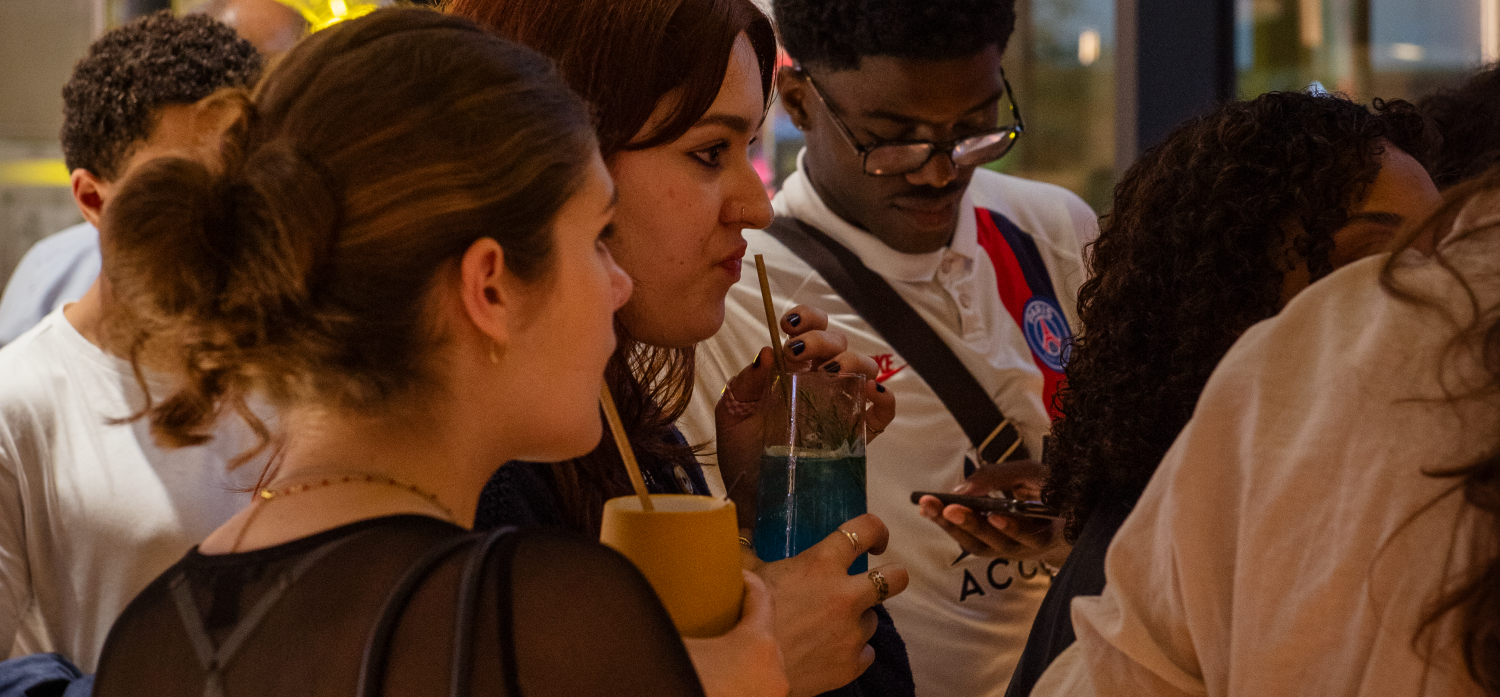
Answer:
xmin=863 ymin=129 xmax=1020 ymax=176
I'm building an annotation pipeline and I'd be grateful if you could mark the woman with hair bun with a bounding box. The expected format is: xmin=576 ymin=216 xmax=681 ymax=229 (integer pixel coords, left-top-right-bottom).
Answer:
xmin=443 ymin=1 xmax=910 ymax=695
xmin=89 ymin=8 xmax=782 ymax=696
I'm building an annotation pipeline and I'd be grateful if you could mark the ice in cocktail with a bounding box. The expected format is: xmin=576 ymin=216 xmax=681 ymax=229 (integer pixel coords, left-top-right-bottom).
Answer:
xmin=753 ymin=372 xmax=868 ymax=572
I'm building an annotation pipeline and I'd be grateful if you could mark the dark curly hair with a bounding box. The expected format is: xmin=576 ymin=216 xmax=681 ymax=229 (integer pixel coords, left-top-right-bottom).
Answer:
xmin=775 ymin=0 xmax=1016 ymax=70
xmin=61 ymin=10 xmax=262 ymax=180
xmin=1045 ymin=91 xmax=1430 ymax=542
xmin=1418 ymin=65 xmax=1500 ymax=190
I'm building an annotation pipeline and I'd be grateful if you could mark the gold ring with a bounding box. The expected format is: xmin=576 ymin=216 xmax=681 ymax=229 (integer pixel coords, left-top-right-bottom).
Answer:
xmin=868 ymin=569 xmax=889 ymax=603
xmin=838 ymin=528 xmax=859 ymax=550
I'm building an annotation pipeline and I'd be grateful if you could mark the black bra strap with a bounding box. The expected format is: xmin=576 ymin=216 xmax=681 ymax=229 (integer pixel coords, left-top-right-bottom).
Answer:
xmin=173 ymin=531 xmax=366 ymax=697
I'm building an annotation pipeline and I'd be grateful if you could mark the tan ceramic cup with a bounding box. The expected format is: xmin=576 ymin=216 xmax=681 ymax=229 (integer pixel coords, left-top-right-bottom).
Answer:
xmin=599 ymin=494 xmax=744 ymax=638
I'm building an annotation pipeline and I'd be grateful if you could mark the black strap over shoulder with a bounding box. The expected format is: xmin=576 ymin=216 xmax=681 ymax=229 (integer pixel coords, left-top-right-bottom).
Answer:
xmin=356 ymin=526 xmax=522 ymax=697
xmin=763 ymin=216 xmax=1029 ymax=464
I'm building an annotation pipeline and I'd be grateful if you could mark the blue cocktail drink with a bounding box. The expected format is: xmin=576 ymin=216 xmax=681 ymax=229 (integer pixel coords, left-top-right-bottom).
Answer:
xmin=752 ymin=371 xmax=868 ymax=573
xmin=753 ymin=447 xmax=867 ymax=572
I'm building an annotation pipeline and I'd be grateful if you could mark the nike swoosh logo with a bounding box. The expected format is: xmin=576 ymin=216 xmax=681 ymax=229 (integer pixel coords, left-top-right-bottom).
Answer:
xmin=877 ymin=364 xmax=907 ymax=383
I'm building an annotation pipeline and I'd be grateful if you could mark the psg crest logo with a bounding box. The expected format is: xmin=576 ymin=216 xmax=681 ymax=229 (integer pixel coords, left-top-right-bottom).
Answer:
xmin=1022 ymin=297 xmax=1072 ymax=372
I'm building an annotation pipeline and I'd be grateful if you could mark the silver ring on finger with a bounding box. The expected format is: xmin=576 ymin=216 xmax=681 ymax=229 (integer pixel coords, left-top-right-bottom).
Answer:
xmin=868 ymin=569 xmax=889 ymax=603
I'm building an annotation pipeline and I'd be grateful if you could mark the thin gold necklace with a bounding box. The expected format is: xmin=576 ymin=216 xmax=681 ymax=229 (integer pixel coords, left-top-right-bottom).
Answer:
xmin=229 ymin=471 xmax=456 ymax=553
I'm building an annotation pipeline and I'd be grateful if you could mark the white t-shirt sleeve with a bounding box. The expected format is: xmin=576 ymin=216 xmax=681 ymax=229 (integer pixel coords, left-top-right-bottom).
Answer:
xmin=1033 ymin=412 xmax=1237 ymax=696
xmin=0 ymin=421 xmax=32 ymax=657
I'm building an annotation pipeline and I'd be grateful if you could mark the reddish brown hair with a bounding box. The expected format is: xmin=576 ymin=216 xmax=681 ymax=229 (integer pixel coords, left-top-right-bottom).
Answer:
xmin=445 ymin=0 xmax=775 ymax=534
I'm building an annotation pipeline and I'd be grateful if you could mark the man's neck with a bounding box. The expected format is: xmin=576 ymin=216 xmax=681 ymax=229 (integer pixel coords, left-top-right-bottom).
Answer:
xmin=62 ymin=280 xmax=109 ymax=352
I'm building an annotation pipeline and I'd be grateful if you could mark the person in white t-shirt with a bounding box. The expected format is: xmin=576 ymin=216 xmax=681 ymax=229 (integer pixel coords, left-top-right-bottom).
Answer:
xmin=0 ymin=12 xmax=262 ymax=670
xmin=682 ymin=0 xmax=1096 ymax=693
xmin=1031 ymin=175 xmax=1500 ymax=697
xmin=0 ymin=1 xmax=301 ymax=349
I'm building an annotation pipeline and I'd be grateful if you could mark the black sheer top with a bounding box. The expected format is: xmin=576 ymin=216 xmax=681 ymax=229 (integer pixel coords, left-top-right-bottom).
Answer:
xmin=92 ymin=515 xmax=704 ymax=697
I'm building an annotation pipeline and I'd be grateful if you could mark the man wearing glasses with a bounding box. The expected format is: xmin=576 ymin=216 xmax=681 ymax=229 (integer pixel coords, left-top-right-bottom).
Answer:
xmin=683 ymin=0 xmax=1097 ymax=695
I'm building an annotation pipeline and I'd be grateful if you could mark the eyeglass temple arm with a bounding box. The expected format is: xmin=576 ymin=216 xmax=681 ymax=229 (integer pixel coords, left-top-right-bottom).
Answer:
xmin=797 ymin=68 xmax=877 ymax=156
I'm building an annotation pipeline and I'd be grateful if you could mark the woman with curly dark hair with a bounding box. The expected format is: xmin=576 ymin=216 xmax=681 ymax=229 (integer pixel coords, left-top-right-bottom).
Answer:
xmin=1030 ymin=149 xmax=1500 ymax=697
xmin=994 ymin=91 xmax=1443 ymax=696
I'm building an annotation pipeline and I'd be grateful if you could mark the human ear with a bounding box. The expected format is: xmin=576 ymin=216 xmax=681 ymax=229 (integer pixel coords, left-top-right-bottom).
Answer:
xmin=778 ymin=66 xmax=812 ymax=131
xmin=71 ymin=169 xmax=109 ymax=228
xmin=458 ymin=237 xmax=513 ymax=352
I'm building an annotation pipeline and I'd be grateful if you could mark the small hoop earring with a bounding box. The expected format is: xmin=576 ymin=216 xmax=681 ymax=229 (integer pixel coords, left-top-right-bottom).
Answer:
xmin=489 ymin=341 xmax=499 ymax=365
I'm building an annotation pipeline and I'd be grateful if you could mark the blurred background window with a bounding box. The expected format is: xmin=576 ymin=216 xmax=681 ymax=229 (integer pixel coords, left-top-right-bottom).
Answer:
xmin=2 ymin=0 xmax=1496 ymax=291
xmin=759 ymin=0 xmax=1118 ymax=214
xmin=1238 ymin=0 xmax=1494 ymax=102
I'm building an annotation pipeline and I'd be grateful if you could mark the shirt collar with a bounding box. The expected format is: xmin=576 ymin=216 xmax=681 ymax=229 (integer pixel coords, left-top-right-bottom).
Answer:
xmin=773 ymin=149 xmax=979 ymax=284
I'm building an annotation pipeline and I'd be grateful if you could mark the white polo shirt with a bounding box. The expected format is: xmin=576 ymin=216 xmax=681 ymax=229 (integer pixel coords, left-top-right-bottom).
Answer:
xmin=682 ymin=152 xmax=1095 ymax=697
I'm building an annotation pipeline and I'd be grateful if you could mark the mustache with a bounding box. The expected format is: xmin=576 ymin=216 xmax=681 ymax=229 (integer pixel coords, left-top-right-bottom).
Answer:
xmin=894 ymin=182 xmax=967 ymax=201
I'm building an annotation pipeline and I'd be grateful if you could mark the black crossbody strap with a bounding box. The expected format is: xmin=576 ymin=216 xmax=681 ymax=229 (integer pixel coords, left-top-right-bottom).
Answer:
xmin=764 ymin=216 xmax=1029 ymax=463
xmin=357 ymin=534 xmax=475 ymax=697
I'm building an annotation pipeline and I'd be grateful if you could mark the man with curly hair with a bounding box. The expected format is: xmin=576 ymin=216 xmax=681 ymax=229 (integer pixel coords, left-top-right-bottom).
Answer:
xmin=0 ymin=10 xmax=264 ymax=345
xmin=0 ymin=11 xmax=263 ymax=672
xmin=683 ymin=1 xmax=1096 ymax=694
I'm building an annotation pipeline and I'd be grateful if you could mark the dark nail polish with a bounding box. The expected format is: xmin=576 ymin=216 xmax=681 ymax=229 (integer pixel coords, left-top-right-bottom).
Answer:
xmin=876 ymin=383 xmax=886 ymax=393
xmin=752 ymin=353 xmax=762 ymax=368
xmin=822 ymin=361 xmax=841 ymax=373
xmin=786 ymin=313 xmax=801 ymax=327
xmin=789 ymin=340 xmax=805 ymax=356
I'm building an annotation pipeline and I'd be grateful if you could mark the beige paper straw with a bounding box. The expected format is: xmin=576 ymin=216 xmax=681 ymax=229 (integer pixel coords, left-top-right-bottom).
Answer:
xmin=755 ymin=254 xmax=787 ymax=372
xmin=600 ymin=384 xmax=653 ymax=512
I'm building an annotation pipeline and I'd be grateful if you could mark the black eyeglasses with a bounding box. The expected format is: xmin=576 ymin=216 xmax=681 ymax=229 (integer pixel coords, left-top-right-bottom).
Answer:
xmin=801 ymin=68 xmax=1025 ymax=177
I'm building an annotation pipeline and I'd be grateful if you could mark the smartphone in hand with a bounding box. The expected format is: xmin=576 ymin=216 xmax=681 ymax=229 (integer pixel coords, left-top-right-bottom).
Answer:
xmin=910 ymin=491 xmax=1064 ymax=520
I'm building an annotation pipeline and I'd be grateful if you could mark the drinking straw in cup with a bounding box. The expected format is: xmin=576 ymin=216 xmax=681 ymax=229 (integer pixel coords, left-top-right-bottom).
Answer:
xmin=753 ymin=370 xmax=869 ymax=572
xmin=598 ymin=386 xmax=744 ymax=637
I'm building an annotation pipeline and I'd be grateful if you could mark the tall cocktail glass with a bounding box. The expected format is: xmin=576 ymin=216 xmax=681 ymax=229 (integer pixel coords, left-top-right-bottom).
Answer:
xmin=753 ymin=371 xmax=868 ymax=572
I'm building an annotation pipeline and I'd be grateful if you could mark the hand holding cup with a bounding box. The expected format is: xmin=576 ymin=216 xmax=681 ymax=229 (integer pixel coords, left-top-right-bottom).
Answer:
xmin=715 ymin=305 xmax=896 ymax=530
xmin=753 ymin=513 xmax=909 ymax=697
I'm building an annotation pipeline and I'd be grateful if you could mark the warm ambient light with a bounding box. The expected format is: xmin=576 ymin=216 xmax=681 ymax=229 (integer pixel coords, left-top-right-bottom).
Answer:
xmin=1299 ymin=0 xmax=1323 ymax=49
xmin=1390 ymin=42 xmax=1425 ymax=61
xmin=275 ymin=0 xmax=378 ymax=31
xmin=1484 ymin=0 xmax=1499 ymax=64
xmin=1078 ymin=29 xmax=1101 ymax=66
